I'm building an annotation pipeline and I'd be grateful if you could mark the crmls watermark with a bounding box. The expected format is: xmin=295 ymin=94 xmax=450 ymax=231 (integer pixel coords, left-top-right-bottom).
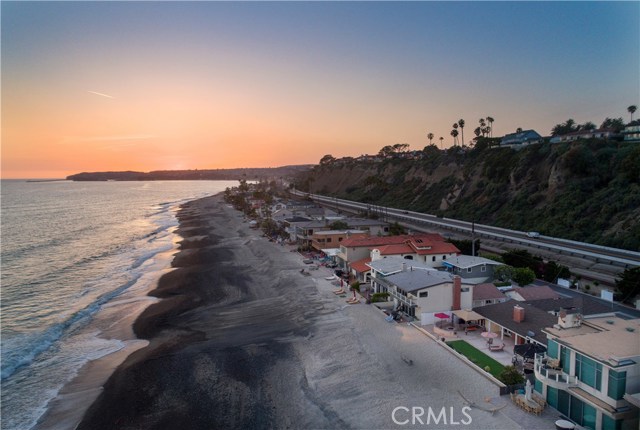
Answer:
xmin=392 ymin=406 xmax=473 ymax=426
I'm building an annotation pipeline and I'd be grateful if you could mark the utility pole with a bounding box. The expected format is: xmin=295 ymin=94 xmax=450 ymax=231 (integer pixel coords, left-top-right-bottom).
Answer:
xmin=471 ymin=220 xmax=476 ymax=256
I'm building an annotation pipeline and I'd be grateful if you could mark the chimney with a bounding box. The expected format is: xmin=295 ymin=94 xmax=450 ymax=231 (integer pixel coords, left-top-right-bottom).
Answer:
xmin=513 ymin=305 xmax=525 ymax=323
xmin=452 ymin=276 xmax=461 ymax=311
xmin=401 ymin=262 xmax=407 ymax=272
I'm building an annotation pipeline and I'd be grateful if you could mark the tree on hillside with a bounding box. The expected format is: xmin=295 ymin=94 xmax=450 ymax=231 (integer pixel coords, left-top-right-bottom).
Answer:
xmin=458 ymin=119 xmax=465 ymax=146
xmin=501 ymin=249 xmax=542 ymax=274
xmin=551 ymin=119 xmax=577 ymax=136
xmin=474 ymin=127 xmax=482 ymax=138
xmin=615 ymin=267 xmax=640 ymax=303
xmin=427 ymin=132 xmax=434 ymax=145
xmin=439 ymin=136 xmax=444 ymax=148
xmin=422 ymin=144 xmax=440 ymax=158
xmin=512 ymin=267 xmax=536 ymax=286
xmin=378 ymin=145 xmax=395 ymax=158
xmin=581 ymin=121 xmax=596 ymax=131
xmin=486 ymin=116 xmax=495 ymax=138
xmin=319 ymin=154 xmax=336 ymax=165
xmin=600 ymin=117 xmax=625 ymax=132
xmin=450 ymin=128 xmax=459 ymax=146
xmin=329 ymin=220 xmax=349 ymax=230
xmin=628 ymin=105 xmax=637 ymax=122
xmin=392 ymin=143 xmax=410 ymax=153
xmin=388 ymin=221 xmax=407 ymax=236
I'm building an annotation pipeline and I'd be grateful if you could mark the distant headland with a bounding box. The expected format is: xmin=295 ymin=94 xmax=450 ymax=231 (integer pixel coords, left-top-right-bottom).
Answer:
xmin=66 ymin=166 xmax=312 ymax=181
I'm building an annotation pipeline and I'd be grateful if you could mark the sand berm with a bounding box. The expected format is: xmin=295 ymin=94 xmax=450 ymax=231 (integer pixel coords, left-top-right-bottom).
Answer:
xmin=76 ymin=195 xmax=521 ymax=429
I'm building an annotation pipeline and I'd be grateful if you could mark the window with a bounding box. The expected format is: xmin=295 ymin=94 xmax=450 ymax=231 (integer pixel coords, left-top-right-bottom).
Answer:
xmin=602 ymin=415 xmax=623 ymax=430
xmin=485 ymin=299 xmax=493 ymax=304
xmin=419 ymin=291 xmax=428 ymax=298
xmin=327 ymin=238 xmax=332 ymax=243
xmin=461 ymin=287 xmax=469 ymax=293
xmin=467 ymin=267 xmax=472 ymax=273
xmin=608 ymin=369 xmax=627 ymax=400
xmin=561 ymin=347 xmax=571 ymax=374
xmin=432 ymin=256 xmax=436 ymax=262
xmin=575 ymin=353 xmax=602 ymax=390
xmin=547 ymin=340 xmax=559 ymax=359
xmin=338 ymin=237 xmax=343 ymax=242
xmin=443 ymin=255 xmax=447 ymax=260
xmin=481 ymin=265 xmax=487 ymax=272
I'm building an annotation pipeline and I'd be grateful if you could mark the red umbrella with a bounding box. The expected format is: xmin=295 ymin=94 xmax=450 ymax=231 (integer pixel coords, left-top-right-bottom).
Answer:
xmin=435 ymin=313 xmax=450 ymax=328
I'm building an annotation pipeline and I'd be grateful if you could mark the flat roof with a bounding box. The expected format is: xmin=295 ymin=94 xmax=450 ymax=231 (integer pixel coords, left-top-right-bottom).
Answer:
xmin=545 ymin=316 xmax=640 ymax=364
xmin=367 ymin=257 xmax=436 ymax=276
xmin=384 ymin=270 xmax=455 ymax=293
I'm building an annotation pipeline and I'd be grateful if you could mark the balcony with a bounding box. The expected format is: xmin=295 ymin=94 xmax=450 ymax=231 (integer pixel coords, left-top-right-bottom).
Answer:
xmin=534 ymin=354 xmax=579 ymax=389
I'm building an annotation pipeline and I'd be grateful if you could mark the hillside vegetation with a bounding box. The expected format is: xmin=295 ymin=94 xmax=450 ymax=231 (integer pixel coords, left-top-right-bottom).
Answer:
xmin=295 ymin=141 xmax=640 ymax=251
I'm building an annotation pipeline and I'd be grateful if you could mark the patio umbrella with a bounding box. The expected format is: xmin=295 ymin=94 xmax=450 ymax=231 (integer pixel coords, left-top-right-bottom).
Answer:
xmin=434 ymin=312 xmax=450 ymax=327
xmin=481 ymin=331 xmax=498 ymax=344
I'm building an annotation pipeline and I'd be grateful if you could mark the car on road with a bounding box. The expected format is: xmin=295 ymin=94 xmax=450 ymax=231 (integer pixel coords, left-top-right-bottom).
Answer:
xmin=527 ymin=231 xmax=540 ymax=238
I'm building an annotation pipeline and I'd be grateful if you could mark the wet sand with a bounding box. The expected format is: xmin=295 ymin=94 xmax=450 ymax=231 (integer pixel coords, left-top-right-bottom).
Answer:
xmin=74 ymin=195 xmax=539 ymax=429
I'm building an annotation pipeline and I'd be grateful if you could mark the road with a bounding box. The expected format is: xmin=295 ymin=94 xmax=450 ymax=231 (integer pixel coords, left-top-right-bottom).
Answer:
xmin=295 ymin=191 xmax=640 ymax=270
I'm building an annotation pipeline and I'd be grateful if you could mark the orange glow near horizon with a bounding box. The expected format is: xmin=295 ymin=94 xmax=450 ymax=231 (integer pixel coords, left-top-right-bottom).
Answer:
xmin=2 ymin=2 xmax=638 ymax=179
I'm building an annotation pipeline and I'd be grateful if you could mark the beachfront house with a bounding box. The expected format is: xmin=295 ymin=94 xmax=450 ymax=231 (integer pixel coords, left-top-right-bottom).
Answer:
xmin=336 ymin=234 xmax=460 ymax=273
xmin=472 ymin=283 xmax=508 ymax=308
xmin=506 ymin=285 xmax=561 ymax=301
xmin=622 ymin=123 xmax=640 ymax=142
xmin=310 ymin=230 xmax=368 ymax=253
xmin=370 ymin=266 xmax=472 ymax=323
xmin=549 ymin=128 xmax=618 ymax=144
xmin=473 ymin=301 xmax=558 ymax=347
xmin=534 ymin=315 xmax=640 ymax=430
xmin=500 ymin=130 xmax=543 ymax=148
xmin=441 ymin=255 xmax=504 ymax=284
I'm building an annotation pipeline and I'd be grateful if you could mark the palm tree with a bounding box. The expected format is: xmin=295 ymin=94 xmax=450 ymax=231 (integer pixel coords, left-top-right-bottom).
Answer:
xmin=427 ymin=132 xmax=434 ymax=145
xmin=450 ymin=129 xmax=459 ymax=145
xmin=458 ymin=119 xmax=465 ymax=145
xmin=439 ymin=136 xmax=444 ymax=148
xmin=629 ymin=105 xmax=637 ymax=122
xmin=486 ymin=116 xmax=494 ymax=137
xmin=479 ymin=118 xmax=487 ymax=137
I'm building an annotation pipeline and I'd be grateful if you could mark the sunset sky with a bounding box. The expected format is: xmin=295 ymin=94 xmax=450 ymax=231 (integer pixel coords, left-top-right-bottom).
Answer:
xmin=2 ymin=1 xmax=638 ymax=179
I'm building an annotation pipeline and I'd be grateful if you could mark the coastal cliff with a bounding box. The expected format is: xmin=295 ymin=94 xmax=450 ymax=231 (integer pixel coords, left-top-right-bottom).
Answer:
xmin=294 ymin=140 xmax=640 ymax=251
xmin=66 ymin=165 xmax=312 ymax=182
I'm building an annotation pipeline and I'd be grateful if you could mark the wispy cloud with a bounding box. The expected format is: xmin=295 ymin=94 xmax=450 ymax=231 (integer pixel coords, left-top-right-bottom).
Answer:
xmin=61 ymin=134 xmax=156 ymax=144
xmin=87 ymin=90 xmax=115 ymax=99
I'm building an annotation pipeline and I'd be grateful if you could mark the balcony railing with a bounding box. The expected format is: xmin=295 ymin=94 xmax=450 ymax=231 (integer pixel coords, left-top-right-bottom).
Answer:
xmin=534 ymin=353 xmax=579 ymax=388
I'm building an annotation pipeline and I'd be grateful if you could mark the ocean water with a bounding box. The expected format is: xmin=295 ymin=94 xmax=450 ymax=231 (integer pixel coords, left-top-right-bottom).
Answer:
xmin=0 ymin=180 xmax=236 ymax=430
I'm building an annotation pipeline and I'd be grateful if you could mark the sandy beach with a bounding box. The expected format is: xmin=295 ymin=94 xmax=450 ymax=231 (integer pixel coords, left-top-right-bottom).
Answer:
xmin=74 ymin=195 xmax=548 ymax=429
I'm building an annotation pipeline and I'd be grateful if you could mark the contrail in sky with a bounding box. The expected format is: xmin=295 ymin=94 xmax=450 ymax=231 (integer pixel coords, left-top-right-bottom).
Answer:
xmin=87 ymin=90 xmax=115 ymax=99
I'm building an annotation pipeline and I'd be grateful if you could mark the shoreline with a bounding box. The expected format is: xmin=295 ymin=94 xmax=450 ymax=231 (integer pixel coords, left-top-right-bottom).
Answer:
xmin=69 ymin=194 xmax=553 ymax=429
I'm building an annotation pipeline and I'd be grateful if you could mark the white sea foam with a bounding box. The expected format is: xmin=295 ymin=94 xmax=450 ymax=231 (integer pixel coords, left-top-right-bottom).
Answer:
xmin=1 ymin=180 xmax=237 ymax=430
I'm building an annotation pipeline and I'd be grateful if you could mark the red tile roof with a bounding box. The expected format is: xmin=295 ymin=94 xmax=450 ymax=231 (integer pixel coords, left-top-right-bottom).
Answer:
xmin=350 ymin=257 xmax=372 ymax=273
xmin=341 ymin=233 xmax=459 ymax=256
xmin=340 ymin=233 xmax=444 ymax=248
xmin=374 ymin=244 xmax=414 ymax=255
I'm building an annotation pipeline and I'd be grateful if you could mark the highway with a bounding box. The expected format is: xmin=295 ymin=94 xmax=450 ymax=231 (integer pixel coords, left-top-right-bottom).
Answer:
xmin=294 ymin=191 xmax=640 ymax=269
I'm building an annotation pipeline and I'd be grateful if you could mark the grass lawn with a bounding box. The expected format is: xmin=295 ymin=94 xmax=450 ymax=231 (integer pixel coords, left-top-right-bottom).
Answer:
xmin=446 ymin=339 xmax=506 ymax=379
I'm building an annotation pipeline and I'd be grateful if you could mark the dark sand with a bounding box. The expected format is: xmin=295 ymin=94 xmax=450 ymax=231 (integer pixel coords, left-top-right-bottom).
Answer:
xmin=76 ymin=196 xmax=335 ymax=429
xmin=75 ymin=195 xmax=541 ymax=430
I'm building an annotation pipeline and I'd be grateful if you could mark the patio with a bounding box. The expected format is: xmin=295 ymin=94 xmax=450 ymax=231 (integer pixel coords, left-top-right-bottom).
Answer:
xmin=426 ymin=319 xmax=517 ymax=367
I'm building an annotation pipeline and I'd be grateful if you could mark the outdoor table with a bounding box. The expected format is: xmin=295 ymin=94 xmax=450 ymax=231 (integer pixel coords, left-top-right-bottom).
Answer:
xmin=555 ymin=419 xmax=575 ymax=430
